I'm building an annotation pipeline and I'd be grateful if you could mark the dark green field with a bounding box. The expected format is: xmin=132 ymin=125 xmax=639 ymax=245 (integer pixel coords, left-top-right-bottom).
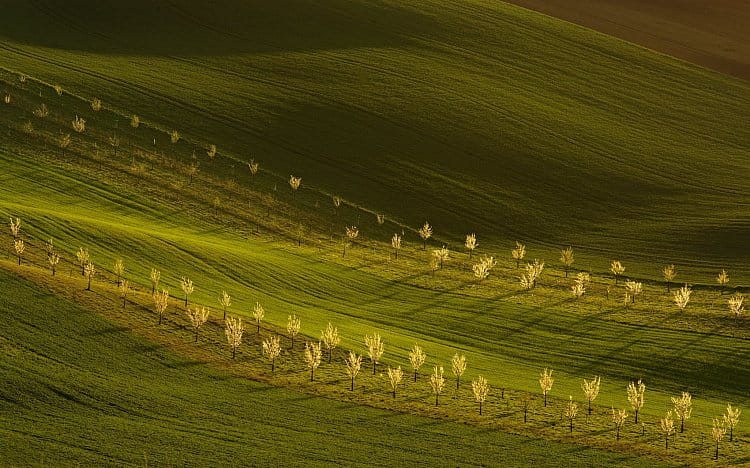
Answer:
xmin=1 ymin=0 xmax=749 ymax=278
xmin=1 ymin=0 xmax=749 ymax=465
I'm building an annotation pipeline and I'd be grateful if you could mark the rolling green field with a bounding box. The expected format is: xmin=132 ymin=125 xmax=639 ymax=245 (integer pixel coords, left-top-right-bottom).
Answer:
xmin=0 ymin=0 xmax=749 ymax=279
xmin=1 ymin=0 xmax=749 ymax=465
xmin=3 ymin=269 xmax=666 ymax=466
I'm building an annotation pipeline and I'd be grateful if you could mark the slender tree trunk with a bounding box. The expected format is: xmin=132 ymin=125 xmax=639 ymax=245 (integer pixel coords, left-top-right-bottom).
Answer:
xmin=17 ymin=255 xmax=21 ymax=266
xmin=223 ymin=307 xmax=226 ymax=320
xmin=715 ymin=442 xmax=719 ymax=460
xmin=392 ymin=389 xmax=396 ymax=398
xmin=665 ymin=435 xmax=668 ymax=449
xmin=680 ymin=419 xmax=684 ymax=433
xmin=184 ymin=295 xmax=188 ymax=307
xmin=394 ymin=250 xmax=398 ymax=260
xmin=667 ymin=282 xmax=671 ymax=293
xmin=372 ymin=361 xmax=376 ymax=375
xmin=524 ymin=408 xmax=528 ymax=423
xmin=271 ymin=359 xmax=275 ymax=372
xmin=87 ymin=276 xmax=92 ymax=290
xmin=456 ymin=377 xmax=460 ymax=390
xmin=414 ymin=369 xmax=418 ymax=382
xmin=435 ymin=394 xmax=439 ymax=406
xmin=350 ymin=376 xmax=354 ymax=391
xmin=570 ymin=420 xmax=573 ymax=433
xmin=544 ymin=393 xmax=547 ymax=407
xmin=195 ymin=329 xmax=199 ymax=342
xmin=479 ymin=402 xmax=482 ymax=415
xmin=232 ymin=347 xmax=236 ymax=359
xmin=565 ymin=267 xmax=568 ymax=278
xmin=122 ymin=296 xmax=126 ymax=308
xmin=310 ymin=369 xmax=314 ymax=382
xmin=159 ymin=312 xmax=162 ymax=326
xmin=257 ymin=322 xmax=260 ymax=333
xmin=328 ymin=349 xmax=332 ymax=363
xmin=730 ymin=427 xmax=733 ymax=442
xmin=616 ymin=426 xmax=620 ymax=441
xmin=634 ymin=410 xmax=638 ymax=424
xmin=588 ymin=399 xmax=592 ymax=415
xmin=290 ymin=336 xmax=294 ymax=349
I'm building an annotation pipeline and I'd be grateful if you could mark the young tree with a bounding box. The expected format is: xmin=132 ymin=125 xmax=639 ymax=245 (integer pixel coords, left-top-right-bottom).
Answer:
xmin=150 ymin=268 xmax=160 ymax=294
xmin=418 ymin=222 xmax=433 ymax=250
xmin=717 ymin=269 xmax=729 ymax=293
xmin=252 ymin=302 xmax=265 ymax=333
xmin=185 ymin=163 xmax=199 ymax=184
xmin=539 ymin=368 xmax=554 ymax=407
xmin=612 ymin=408 xmax=628 ymax=441
xmin=248 ymin=160 xmax=259 ymax=182
xmin=48 ymin=252 xmax=60 ymax=276
xmin=660 ymin=410 xmax=675 ymax=449
xmin=472 ymin=375 xmax=489 ymax=415
xmin=565 ymin=396 xmax=579 ymax=433
xmin=119 ymin=280 xmax=130 ymax=308
xmin=364 ymin=333 xmax=384 ymax=375
xmin=610 ymin=260 xmax=625 ymax=284
xmin=224 ymin=316 xmax=245 ymax=359
xmin=624 ymin=281 xmax=643 ymax=304
xmin=288 ymin=175 xmax=302 ymax=195
xmin=154 ymin=288 xmax=169 ymax=325
xmin=207 ymin=144 xmax=217 ymax=159
xmin=671 ymin=391 xmax=692 ymax=433
xmin=3 ymin=94 xmax=10 ymax=105
xmin=571 ymin=280 xmax=586 ymax=301
xmin=520 ymin=259 xmax=544 ymax=290
xmin=169 ymin=130 xmax=180 ymax=145
xmin=627 ymin=379 xmax=646 ymax=423
xmin=13 ymin=239 xmax=24 ymax=266
xmin=91 ymin=98 xmax=102 ymax=111
xmin=113 ymin=259 xmax=125 ymax=286
xmin=409 ymin=344 xmax=426 ymax=381
xmin=22 ymin=121 xmax=33 ymax=136
xmin=218 ymin=290 xmax=231 ymax=320
xmin=430 ymin=366 xmax=445 ymax=406
xmin=344 ymin=351 xmax=362 ymax=391
xmin=465 ymin=233 xmax=477 ymax=259
xmin=33 ymin=103 xmax=49 ymax=119
xmin=187 ymin=306 xmax=210 ymax=342
xmin=472 ymin=255 xmax=497 ymax=282
xmin=320 ymin=322 xmax=340 ymax=363
xmin=304 ymin=341 xmax=322 ymax=381
xmin=663 ymin=265 xmax=676 ymax=293
xmin=84 ymin=262 xmax=96 ymax=291
xmin=53 ymin=84 xmax=63 ymax=96
xmin=9 ymin=217 xmax=21 ymax=238
xmin=343 ymin=226 xmax=359 ymax=257
xmin=673 ymin=285 xmax=692 ymax=311
xmin=58 ymin=133 xmax=71 ymax=156
xmin=581 ymin=376 xmax=601 ymax=415
xmin=712 ymin=418 xmax=727 ymax=460
xmin=432 ymin=246 xmax=449 ymax=269
xmin=130 ymin=115 xmax=140 ymax=128
xmin=180 ymin=277 xmax=194 ymax=307
xmin=560 ymin=246 xmax=574 ymax=277
xmin=728 ymin=294 xmax=745 ymax=320
xmin=72 ymin=116 xmax=86 ymax=133
xmin=76 ymin=247 xmax=90 ymax=275
xmin=511 ymin=241 xmax=526 ymax=268
xmin=287 ymin=314 xmax=301 ymax=349
xmin=108 ymin=134 xmax=120 ymax=157
xmin=262 ymin=335 xmax=282 ymax=372
xmin=387 ymin=366 xmax=403 ymax=398
xmin=723 ymin=404 xmax=741 ymax=442
xmin=451 ymin=353 xmax=466 ymax=390
xmin=391 ymin=233 xmax=402 ymax=259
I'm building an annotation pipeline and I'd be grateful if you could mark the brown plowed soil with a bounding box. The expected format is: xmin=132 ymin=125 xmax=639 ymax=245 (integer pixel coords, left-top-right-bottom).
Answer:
xmin=505 ymin=0 xmax=750 ymax=81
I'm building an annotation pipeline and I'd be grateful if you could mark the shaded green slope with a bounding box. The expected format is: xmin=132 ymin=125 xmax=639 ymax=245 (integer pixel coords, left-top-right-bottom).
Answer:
xmin=0 ymin=0 xmax=748 ymax=270
xmin=0 ymin=269 xmax=664 ymax=466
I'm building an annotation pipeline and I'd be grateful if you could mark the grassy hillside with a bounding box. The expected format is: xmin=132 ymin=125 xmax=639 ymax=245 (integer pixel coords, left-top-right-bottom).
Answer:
xmin=0 ymin=0 xmax=749 ymax=278
xmin=3 ymin=268 xmax=665 ymax=466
